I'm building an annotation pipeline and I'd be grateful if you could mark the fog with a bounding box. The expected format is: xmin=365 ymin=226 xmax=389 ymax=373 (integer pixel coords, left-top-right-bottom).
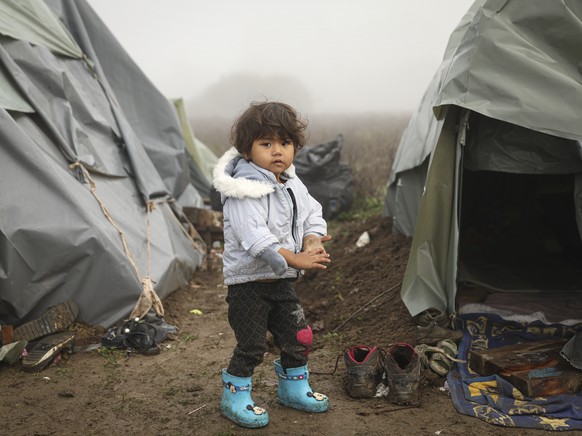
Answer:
xmin=87 ymin=0 xmax=475 ymax=118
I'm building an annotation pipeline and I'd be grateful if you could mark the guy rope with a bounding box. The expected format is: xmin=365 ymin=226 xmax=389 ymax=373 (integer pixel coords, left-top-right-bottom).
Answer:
xmin=70 ymin=162 xmax=164 ymax=320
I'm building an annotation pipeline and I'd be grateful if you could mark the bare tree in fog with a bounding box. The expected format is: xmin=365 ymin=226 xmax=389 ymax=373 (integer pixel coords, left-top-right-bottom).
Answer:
xmin=186 ymin=72 xmax=313 ymax=120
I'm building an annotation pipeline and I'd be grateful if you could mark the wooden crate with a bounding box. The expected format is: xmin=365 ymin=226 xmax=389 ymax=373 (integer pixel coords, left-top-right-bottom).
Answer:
xmin=470 ymin=338 xmax=582 ymax=397
xmin=469 ymin=338 xmax=566 ymax=376
xmin=503 ymin=360 xmax=582 ymax=397
xmin=183 ymin=207 xmax=224 ymax=270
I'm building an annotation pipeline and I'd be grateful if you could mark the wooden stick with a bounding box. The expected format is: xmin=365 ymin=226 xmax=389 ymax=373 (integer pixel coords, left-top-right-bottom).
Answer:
xmin=333 ymin=282 xmax=402 ymax=332
xmin=188 ymin=404 xmax=206 ymax=415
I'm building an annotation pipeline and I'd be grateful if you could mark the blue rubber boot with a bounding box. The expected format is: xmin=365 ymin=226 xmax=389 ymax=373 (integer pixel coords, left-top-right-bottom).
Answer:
xmin=273 ymin=359 xmax=329 ymax=413
xmin=220 ymin=369 xmax=269 ymax=428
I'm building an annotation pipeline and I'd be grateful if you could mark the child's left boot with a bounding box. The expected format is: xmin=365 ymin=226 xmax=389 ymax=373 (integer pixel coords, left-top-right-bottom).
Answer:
xmin=273 ymin=359 xmax=329 ymax=413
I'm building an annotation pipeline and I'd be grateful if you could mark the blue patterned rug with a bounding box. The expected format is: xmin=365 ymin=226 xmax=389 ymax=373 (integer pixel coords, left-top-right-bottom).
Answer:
xmin=448 ymin=313 xmax=582 ymax=431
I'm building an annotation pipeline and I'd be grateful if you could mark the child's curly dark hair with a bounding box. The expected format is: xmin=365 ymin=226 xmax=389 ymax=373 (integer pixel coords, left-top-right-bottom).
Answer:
xmin=230 ymin=101 xmax=308 ymax=155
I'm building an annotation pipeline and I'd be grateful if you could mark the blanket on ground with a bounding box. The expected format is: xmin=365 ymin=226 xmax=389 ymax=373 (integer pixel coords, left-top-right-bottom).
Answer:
xmin=448 ymin=313 xmax=582 ymax=431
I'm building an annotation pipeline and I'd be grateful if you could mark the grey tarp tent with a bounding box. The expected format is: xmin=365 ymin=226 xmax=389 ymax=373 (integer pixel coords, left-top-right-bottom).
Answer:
xmin=384 ymin=0 xmax=582 ymax=317
xmin=0 ymin=0 xmax=205 ymax=328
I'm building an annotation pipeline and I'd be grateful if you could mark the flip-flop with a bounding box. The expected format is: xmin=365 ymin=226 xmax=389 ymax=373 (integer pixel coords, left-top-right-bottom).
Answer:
xmin=22 ymin=332 xmax=75 ymax=372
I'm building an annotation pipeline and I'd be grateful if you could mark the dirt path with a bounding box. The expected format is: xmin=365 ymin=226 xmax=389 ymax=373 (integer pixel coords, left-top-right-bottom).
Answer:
xmin=0 ymin=216 xmax=548 ymax=435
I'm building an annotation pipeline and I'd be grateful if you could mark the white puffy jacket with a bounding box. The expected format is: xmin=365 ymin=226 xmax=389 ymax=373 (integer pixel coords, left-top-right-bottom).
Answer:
xmin=213 ymin=148 xmax=327 ymax=285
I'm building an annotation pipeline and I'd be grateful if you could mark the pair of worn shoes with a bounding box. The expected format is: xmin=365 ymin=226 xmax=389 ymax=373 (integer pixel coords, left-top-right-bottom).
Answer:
xmin=9 ymin=300 xmax=79 ymax=372
xmin=413 ymin=307 xmax=465 ymax=377
xmin=343 ymin=343 xmax=420 ymax=406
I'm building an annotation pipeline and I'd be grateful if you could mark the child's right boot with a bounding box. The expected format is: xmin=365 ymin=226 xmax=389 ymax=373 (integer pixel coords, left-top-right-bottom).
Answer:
xmin=220 ymin=369 xmax=269 ymax=428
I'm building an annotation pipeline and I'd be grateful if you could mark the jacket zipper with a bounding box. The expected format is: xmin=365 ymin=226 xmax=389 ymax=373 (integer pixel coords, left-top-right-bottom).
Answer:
xmin=286 ymin=188 xmax=299 ymax=253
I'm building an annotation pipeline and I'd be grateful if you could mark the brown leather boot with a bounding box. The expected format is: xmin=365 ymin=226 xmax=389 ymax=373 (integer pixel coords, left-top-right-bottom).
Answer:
xmin=343 ymin=345 xmax=386 ymax=398
xmin=384 ymin=342 xmax=420 ymax=406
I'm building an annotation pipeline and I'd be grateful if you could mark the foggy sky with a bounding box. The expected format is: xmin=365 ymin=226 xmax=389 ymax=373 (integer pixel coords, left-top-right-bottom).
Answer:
xmin=87 ymin=0 xmax=475 ymax=117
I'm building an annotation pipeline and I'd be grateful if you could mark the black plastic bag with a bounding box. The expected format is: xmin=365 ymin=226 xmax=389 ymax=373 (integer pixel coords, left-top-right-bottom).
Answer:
xmin=294 ymin=134 xmax=354 ymax=219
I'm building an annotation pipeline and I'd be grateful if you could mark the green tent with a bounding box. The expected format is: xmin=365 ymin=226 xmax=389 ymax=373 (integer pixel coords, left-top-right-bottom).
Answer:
xmin=173 ymin=98 xmax=218 ymax=203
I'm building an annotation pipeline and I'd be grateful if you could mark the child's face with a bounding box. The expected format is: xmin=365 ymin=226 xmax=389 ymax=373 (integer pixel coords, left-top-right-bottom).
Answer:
xmin=245 ymin=136 xmax=295 ymax=182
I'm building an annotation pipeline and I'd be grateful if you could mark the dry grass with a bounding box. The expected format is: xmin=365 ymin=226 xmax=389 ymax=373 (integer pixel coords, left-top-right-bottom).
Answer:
xmin=190 ymin=111 xmax=411 ymax=201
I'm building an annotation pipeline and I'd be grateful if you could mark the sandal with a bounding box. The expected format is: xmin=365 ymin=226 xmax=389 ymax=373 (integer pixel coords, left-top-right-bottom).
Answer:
xmin=22 ymin=332 xmax=75 ymax=372
xmin=414 ymin=339 xmax=465 ymax=376
xmin=102 ymin=319 xmax=160 ymax=355
xmin=123 ymin=324 xmax=160 ymax=355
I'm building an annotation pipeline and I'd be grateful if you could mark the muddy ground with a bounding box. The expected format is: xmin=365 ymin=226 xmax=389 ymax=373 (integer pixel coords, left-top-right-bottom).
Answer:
xmin=0 ymin=214 xmax=547 ymax=435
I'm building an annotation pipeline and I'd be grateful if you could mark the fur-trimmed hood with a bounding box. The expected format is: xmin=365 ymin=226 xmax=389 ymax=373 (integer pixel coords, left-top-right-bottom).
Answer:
xmin=212 ymin=147 xmax=296 ymax=201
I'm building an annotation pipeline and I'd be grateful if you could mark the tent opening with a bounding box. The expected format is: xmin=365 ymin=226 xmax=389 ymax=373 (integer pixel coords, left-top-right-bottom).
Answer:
xmin=458 ymin=169 xmax=582 ymax=312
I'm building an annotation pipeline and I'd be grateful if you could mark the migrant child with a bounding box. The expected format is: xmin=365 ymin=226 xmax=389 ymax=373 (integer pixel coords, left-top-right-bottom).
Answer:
xmin=213 ymin=101 xmax=331 ymax=428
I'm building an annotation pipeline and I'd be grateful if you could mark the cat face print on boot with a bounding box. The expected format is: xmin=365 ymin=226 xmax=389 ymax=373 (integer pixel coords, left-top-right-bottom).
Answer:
xmin=220 ymin=369 xmax=269 ymax=428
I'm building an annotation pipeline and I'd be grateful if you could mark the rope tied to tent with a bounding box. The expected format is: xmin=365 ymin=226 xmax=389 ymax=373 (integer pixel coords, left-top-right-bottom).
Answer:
xmin=75 ymin=56 xmax=165 ymax=320
xmin=129 ymin=201 xmax=164 ymax=320
xmin=70 ymin=162 xmax=164 ymax=320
